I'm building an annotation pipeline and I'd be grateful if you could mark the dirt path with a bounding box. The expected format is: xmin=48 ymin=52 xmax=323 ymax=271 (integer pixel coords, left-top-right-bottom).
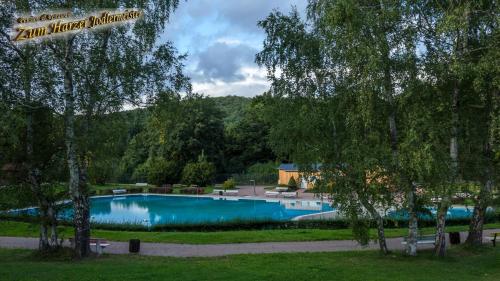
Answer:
xmin=1 ymin=229 xmax=498 ymax=257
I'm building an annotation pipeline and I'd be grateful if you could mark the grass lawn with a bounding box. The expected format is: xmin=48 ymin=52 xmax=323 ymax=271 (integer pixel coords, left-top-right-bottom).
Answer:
xmin=0 ymin=247 xmax=498 ymax=281
xmin=1 ymin=220 xmax=499 ymax=244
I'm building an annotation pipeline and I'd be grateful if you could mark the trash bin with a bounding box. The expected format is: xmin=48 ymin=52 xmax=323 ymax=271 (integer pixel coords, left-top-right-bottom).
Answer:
xmin=449 ymin=232 xmax=460 ymax=245
xmin=129 ymin=239 xmax=140 ymax=253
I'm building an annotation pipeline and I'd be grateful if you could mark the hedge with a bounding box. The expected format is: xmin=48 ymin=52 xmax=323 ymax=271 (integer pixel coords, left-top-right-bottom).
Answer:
xmin=2 ymin=212 xmax=498 ymax=233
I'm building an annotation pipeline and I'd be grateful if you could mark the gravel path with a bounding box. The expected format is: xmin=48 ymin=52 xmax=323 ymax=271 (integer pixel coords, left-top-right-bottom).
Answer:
xmin=1 ymin=229 xmax=498 ymax=257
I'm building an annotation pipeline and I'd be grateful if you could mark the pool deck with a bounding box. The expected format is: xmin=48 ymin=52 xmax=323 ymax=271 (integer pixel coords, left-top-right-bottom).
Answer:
xmin=235 ymin=185 xmax=320 ymax=200
xmin=1 ymin=229 xmax=499 ymax=257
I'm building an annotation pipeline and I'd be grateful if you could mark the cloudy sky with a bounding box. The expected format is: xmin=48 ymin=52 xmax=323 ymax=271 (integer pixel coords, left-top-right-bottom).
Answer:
xmin=160 ymin=0 xmax=307 ymax=97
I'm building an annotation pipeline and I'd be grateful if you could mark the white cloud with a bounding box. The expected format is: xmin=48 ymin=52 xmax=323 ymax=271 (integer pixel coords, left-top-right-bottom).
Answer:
xmin=193 ymin=66 xmax=270 ymax=97
xmin=215 ymin=37 xmax=243 ymax=45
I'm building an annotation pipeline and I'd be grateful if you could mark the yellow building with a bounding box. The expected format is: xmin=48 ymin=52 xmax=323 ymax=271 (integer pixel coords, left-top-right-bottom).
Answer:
xmin=277 ymin=163 xmax=319 ymax=189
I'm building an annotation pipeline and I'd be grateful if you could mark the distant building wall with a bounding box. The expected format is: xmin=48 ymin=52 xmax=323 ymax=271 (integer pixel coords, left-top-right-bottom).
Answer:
xmin=278 ymin=170 xmax=300 ymax=185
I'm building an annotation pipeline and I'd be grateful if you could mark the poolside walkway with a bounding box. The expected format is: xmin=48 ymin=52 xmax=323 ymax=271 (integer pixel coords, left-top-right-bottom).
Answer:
xmin=236 ymin=185 xmax=318 ymax=200
xmin=1 ymin=229 xmax=498 ymax=257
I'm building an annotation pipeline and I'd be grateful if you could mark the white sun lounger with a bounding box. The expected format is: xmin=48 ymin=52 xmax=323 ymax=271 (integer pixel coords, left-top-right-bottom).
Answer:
xmin=281 ymin=191 xmax=297 ymax=198
xmin=213 ymin=189 xmax=225 ymax=195
xmin=112 ymin=189 xmax=127 ymax=195
xmin=275 ymin=187 xmax=288 ymax=192
xmin=213 ymin=189 xmax=238 ymax=196
xmin=265 ymin=191 xmax=279 ymax=197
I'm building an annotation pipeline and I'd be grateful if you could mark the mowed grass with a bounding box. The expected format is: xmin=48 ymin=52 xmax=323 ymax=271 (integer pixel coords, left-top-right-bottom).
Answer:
xmin=1 ymin=220 xmax=499 ymax=244
xmin=0 ymin=247 xmax=499 ymax=281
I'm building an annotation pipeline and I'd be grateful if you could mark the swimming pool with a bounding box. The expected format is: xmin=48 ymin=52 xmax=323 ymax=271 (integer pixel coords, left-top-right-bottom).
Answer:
xmin=55 ymin=195 xmax=334 ymax=226
xmin=386 ymin=206 xmax=484 ymax=220
xmin=9 ymin=195 xmax=484 ymax=226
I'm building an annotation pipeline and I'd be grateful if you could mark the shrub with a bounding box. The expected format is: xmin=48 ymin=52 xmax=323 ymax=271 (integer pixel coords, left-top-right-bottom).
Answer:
xmin=181 ymin=153 xmax=216 ymax=186
xmin=287 ymin=176 xmax=298 ymax=190
xmin=149 ymin=187 xmax=173 ymax=194
xmin=128 ymin=187 xmax=144 ymax=194
xmin=88 ymin=159 xmax=117 ymax=185
xmin=180 ymin=187 xmax=204 ymax=194
xmin=3 ymin=213 xmax=500 ymax=232
xmin=131 ymin=162 xmax=148 ymax=183
xmin=246 ymin=161 xmax=278 ymax=174
xmin=222 ymin=178 xmax=236 ymax=190
xmin=147 ymin=158 xmax=179 ymax=186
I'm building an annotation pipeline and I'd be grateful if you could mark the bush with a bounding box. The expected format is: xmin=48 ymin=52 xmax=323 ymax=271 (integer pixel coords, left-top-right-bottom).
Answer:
xmin=222 ymin=178 xmax=236 ymax=190
xmin=131 ymin=162 xmax=148 ymax=183
xmin=149 ymin=187 xmax=173 ymax=194
xmin=287 ymin=176 xmax=298 ymax=190
xmin=3 ymin=213 xmax=500 ymax=232
xmin=180 ymin=187 xmax=204 ymax=194
xmin=246 ymin=161 xmax=278 ymax=174
xmin=128 ymin=187 xmax=144 ymax=194
xmin=0 ymin=184 xmax=36 ymax=210
xmin=181 ymin=153 xmax=216 ymax=186
xmin=147 ymin=158 xmax=179 ymax=186
xmin=88 ymin=159 xmax=117 ymax=185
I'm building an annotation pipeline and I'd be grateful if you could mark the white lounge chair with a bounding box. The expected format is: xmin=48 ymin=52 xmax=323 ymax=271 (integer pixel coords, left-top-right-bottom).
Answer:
xmin=112 ymin=189 xmax=127 ymax=195
xmin=265 ymin=191 xmax=279 ymax=197
xmin=135 ymin=182 xmax=148 ymax=187
xmin=281 ymin=191 xmax=297 ymax=198
xmin=275 ymin=187 xmax=288 ymax=192
xmin=212 ymin=189 xmax=225 ymax=195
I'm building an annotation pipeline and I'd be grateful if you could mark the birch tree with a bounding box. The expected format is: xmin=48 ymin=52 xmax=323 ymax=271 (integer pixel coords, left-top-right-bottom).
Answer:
xmin=0 ymin=3 xmax=64 ymax=251
xmin=6 ymin=0 xmax=189 ymax=257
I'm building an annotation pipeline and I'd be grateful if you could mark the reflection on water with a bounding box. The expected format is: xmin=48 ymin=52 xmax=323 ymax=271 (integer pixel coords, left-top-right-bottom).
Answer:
xmin=83 ymin=195 xmax=333 ymax=226
xmin=280 ymin=200 xmax=324 ymax=211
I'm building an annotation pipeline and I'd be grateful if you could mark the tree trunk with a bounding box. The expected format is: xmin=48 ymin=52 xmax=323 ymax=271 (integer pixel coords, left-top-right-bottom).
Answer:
xmin=375 ymin=215 xmax=389 ymax=254
xmin=360 ymin=197 xmax=389 ymax=254
xmin=26 ymin=109 xmax=50 ymax=251
xmin=435 ymin=79 xmax=460 ymax=256
xmin=38 ymin=209 xmax=50 ymax=251
xmin=22 ymin=53 xmax=57 ymax=251
xmin=61 ymin=38 xmax=91 ymax=258
xmin=467 ymin=89 xmax=498 ymax=245
xmin=434 ymin=203 xmax=448 ymax=257
xmin=406 ymin=183 xmax=418 ymax=256
xmin=48 ymin=205 xmax=59 ymax=246
xmin=466 ymin=184 xmax=489 ymax=246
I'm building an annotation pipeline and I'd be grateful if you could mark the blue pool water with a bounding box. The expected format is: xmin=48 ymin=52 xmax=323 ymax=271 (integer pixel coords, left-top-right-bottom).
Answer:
xmin=387 ymin=206 xmax=480 ymax=220
xmin=9 ymin=195 xmax=484 ymax=226
xmin=56 ymin=195 xmax=333 ymax=225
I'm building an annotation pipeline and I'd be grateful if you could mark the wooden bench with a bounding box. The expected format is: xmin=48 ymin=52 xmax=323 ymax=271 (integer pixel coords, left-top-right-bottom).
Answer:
xmin=486 ymin=232 xmax=500 ymax=247
xmin=69 ymin=238 xmax=110 ymax=255
xmin=401 ymin=235 xmax=436 ymax=245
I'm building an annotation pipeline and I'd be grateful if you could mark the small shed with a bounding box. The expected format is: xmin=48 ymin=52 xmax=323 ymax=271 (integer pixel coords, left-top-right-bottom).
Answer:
xmin=277 ymin=163 xmax=300 ymax=186
xmin=278 ymin=163 xmax=320 ymax=189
